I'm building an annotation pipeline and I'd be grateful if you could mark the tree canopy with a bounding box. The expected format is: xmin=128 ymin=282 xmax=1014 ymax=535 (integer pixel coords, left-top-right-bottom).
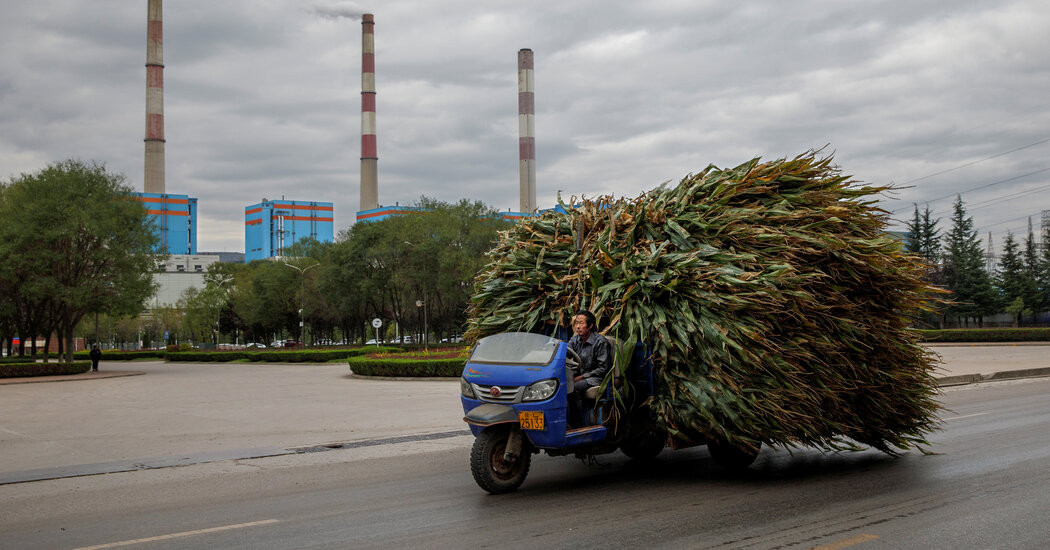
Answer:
xmin=0 ymin=160 xmax=158 ymax=360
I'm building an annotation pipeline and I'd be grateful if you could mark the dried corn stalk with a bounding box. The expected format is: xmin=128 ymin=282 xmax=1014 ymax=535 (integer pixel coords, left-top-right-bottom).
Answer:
xmin=466 ymin=151 xmax=943 ymax=454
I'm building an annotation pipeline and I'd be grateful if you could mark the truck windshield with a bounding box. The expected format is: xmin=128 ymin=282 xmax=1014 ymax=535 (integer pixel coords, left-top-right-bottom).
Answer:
xmin=468 ymin=332 xmax=561 ymax=366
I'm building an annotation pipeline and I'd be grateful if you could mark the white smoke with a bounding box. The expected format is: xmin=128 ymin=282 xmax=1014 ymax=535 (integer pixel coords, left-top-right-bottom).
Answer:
xmin=307 ymin=0 xmax=366 ymax=20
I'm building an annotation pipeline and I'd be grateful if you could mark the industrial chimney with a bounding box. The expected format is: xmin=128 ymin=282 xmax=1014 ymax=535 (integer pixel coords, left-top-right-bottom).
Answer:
xmin=517 ymin=49 xmax=536 ymax=213
xmin=360 ymin=13 xmax=379 ymax=212
xmin=144 ymin=0 xmax=165 ymax=194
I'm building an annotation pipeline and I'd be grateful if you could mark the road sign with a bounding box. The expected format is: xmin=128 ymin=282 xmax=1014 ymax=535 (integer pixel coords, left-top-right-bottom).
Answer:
xmin=371 ymin=318 xmax=382 ymax=329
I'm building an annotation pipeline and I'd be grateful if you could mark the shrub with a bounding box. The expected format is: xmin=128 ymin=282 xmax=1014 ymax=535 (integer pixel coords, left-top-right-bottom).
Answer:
xmin=916 ymin=328 xmax=1050 ymax=343
xmin=0 ymin=361 xmax=92 ymax=378
xmin=347 ymin=355 xmax=465 ymax=377
xmin=165 ymin=347 xmax=399 ymax=363
xmin=72 ymin=350 xmax=167 ymax=361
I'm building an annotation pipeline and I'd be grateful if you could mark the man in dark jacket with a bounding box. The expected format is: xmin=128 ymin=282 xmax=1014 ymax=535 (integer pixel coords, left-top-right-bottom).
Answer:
xmin=89 ymin=345 xmax=102 ymax=372
xmin=566 ymin=310 xmax=611 ymax=427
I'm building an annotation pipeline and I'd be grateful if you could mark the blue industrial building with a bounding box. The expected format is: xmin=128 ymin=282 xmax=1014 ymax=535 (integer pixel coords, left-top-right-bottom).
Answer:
xmin=132 ymin=192 xmax=197 ymax=254
xmin=245 ymin=199 xmax=335 ymax=262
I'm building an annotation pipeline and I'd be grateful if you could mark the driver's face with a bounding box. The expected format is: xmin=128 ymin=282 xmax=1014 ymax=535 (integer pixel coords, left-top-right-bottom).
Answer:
xmin=573 ymin=315 xmax=591 ymax=337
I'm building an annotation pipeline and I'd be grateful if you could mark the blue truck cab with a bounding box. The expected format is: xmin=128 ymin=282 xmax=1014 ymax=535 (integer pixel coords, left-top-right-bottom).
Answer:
xmin=460 ymin=332 xmax=667 ymax=493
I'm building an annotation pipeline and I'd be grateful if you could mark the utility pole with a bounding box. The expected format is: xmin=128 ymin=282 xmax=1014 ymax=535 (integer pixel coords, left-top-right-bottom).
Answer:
xmin=283 ymin=262 xmax=319 ymax=343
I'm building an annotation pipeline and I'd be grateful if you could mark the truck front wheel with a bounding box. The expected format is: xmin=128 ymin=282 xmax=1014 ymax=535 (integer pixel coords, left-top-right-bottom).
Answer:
xmin=471 ymin=427 xmax=531 ymax=494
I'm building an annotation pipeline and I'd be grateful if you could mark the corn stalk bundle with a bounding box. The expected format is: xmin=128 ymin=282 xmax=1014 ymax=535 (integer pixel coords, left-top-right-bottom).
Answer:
xmin=466 ymin=152 xmax=943 ymax=454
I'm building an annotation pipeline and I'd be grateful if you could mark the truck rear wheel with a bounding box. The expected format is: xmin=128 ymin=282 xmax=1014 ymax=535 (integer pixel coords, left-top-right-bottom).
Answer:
xmin=471 ymin=428 xmax=531 ymax=494
xmin=620 ymin=429 xmax=666 ymax=460
xmin=708 ymin=440 xmax=759 ymax=470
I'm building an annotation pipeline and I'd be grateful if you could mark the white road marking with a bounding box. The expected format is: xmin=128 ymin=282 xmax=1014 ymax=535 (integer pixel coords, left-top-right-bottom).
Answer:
xmin=72 ymin=519 xmax=280 ymax=549
xmin=943 ymin=412 xmax=989 ymax=421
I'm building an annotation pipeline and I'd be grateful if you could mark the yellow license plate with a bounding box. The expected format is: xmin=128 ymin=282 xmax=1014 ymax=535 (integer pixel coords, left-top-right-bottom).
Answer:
xmin=518 ymin=410 xmax=545 ymax=430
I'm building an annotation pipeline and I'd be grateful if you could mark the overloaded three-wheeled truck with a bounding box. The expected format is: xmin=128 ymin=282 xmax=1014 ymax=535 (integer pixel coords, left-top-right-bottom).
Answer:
xmin=460 ymin=331 xmax=760 ymax=493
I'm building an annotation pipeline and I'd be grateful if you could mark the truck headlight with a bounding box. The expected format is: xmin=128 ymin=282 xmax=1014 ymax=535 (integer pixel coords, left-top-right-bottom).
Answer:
xmin=522 ymin=379 xmax=558 ymax=402
xmin=460 ymin=378 xmax=476 ymax=398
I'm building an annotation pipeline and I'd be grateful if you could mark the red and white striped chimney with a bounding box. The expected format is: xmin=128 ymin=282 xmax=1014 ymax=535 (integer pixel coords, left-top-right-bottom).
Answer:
xmin=359 ymin=13 xmax=379 ymax=212
xmin=518 ymin=49 xmax=536 ymax=213
xmin=144 ymin=0 xmax=165 ymax=194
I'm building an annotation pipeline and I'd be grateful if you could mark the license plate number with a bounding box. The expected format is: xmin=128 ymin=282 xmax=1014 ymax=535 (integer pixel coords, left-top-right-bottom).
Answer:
xmin=518 ymin=410 xmax=544 ymax=430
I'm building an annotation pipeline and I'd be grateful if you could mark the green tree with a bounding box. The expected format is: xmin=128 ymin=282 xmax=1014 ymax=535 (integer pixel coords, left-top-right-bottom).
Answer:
xmin=232 ymin=260 xmax=299 ymax=343
xmin=1040 ymin=221 xmax=1050 ymax=316
xmin=905 ymin=203 xmax=942 ymax=266
xmin=995 ymin=233 xmax=1028 ymax=326
xmin=1022 ymin=218 xmax=1045 ymax=316
xmin=0 ymin=160 xmax=158 ymax=361
xmin=943 ymin=195 xmax=997 ymax=327
xmin=317 ymin=197 xmax=509 ymax=345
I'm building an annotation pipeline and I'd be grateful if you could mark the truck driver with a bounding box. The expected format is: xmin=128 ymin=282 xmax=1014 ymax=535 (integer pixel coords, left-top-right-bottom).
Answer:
xmin=567 ymin=310 xmax=611 ymax=427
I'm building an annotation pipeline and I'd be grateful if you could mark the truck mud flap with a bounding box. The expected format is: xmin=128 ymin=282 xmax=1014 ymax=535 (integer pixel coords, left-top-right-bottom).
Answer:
xmin=463 ymin=403 xmax=518 ymax=427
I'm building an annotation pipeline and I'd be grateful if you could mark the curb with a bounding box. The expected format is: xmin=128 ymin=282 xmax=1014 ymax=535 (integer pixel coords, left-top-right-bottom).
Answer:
xmin=0 ymin=370 xmax=145 ymax=385
xmin=936 ymin=367 xmax=1050 ymax=387
xmin=924 ymin=342 xmax=1050 ymax=347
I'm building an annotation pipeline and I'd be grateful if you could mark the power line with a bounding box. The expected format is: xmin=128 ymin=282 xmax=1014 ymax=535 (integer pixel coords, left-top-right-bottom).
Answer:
xmin=929 ymin=181 xmax=1050 ymax=219
xmin=897 ymin=137 xmax=1050 ymax=186
xmin=890 ymin=167 xmax=1050 ymax=214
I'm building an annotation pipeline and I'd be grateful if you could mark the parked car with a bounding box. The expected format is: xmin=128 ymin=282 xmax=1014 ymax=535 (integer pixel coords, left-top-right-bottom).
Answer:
xmin=245 ymin=342 xmax=266 ymax=349
xmin=283 ymin=339 xmax=300 ymax=349
xmin=365 ymin=339 xmax=383 ymax=345
xmin=270 ymin=340 xmax=284 ymax=348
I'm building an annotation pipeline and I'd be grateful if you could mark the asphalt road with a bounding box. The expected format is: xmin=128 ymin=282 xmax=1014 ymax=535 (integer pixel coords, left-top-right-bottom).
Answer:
xmin=1 ymin=377 xmax=1048 ymax=549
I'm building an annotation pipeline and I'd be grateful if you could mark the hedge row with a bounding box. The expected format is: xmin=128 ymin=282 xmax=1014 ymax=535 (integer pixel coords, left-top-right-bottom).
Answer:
xmin=0 ymin=361 xmax=91 ymax=378
xmin=166 ymin=347 xmax=400 ymax=363
xmin=916 ymin=328 xmax=1050 ymax=343
xmin=72 ymin=350 xmax=168 ymax=361
xmin=347 ymin=356 xmax=465 ymax=377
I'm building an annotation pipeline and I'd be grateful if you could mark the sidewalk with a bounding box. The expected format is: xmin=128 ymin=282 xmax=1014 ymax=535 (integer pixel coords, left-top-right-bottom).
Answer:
xmin=925 ymin=343 xmax=1050 ymax=386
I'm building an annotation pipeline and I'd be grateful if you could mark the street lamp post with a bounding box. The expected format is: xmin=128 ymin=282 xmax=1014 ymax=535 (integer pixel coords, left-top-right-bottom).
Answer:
xmin=284 ymin=262 xmax=319 ymax=344
xmin=214 ymin=278 xmax=232 ymax=346
xmin=403 ymin=241 xmax=429 ymax=351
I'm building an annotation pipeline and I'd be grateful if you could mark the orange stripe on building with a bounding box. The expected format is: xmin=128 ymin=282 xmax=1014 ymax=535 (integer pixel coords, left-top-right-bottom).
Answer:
xmin=138 ymin=197 xmax=190 ymax=205
xmin=244 ymin=207 xmax=263 ymax=215
xmin=270 ymin=204 xmax=334 ymax=211
xmin=245 ymin=219 xmax=263 ymax=226
xmin=147 ymin=210 xmax=189 ymax=216
xmin=270 ymin=215 xmax=334 ymax=222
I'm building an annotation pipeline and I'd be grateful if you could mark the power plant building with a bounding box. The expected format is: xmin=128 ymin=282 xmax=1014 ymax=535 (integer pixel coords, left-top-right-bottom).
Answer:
xmin=245 ymin=199 xmax=334 ymax=262
xmin=132 ymin=192 xmax=197 ymax=254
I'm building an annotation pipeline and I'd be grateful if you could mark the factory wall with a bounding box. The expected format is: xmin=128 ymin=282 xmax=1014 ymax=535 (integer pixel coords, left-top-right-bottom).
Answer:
xmin=133 ymin=192 xmax=197 ymax=254
xmin=245 ymin=199 xmax=334 ymax=262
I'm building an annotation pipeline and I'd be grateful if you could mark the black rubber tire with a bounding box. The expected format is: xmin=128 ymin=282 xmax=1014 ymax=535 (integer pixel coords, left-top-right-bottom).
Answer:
xmin=620 ymin=429 xmax=666 ymax=460
xmin=470 ymin=428 xmax=531 ymax=494
xmin=708 ymin=440 xmax=759 ymax=470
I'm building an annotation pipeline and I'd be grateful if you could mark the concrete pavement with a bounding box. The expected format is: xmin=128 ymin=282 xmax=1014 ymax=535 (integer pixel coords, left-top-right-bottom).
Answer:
xmin=0 ymin=345 xmax=1048 ymax=485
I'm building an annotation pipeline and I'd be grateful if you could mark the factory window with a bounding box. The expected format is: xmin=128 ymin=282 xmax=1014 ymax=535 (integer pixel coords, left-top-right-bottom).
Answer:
xmin=194 ymin=265 xmax=203 ymax=272
xmin=177 ymin=265 xmax=185 ymax=272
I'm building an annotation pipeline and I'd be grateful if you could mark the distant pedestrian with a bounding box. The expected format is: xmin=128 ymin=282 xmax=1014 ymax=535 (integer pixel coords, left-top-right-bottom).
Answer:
xmin=89 ymin=345 xmax=102 ymax=372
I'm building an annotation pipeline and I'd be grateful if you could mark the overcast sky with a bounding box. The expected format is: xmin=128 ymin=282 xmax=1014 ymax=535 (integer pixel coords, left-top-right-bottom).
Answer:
xmin=1 ymin=0 xmax=1048 ymax=254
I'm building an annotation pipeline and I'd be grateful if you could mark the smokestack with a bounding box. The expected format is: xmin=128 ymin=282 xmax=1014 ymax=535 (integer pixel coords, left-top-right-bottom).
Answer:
xmin=359 ymin=13 xmax=379 ymax=211
xmin=518 ymin=49 xmax=536 ymax=213
xmin=144 ymin=0 xmax=165 ymax=194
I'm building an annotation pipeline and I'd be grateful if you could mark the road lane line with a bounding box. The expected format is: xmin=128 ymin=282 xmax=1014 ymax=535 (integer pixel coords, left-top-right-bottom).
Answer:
xmin=810 ymin=533 xmax=879 ymax=550
xmin=72 ymin=519 xmax=280 ymax=549
xmin=943 ymin=412 xmax=988 ymax=421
